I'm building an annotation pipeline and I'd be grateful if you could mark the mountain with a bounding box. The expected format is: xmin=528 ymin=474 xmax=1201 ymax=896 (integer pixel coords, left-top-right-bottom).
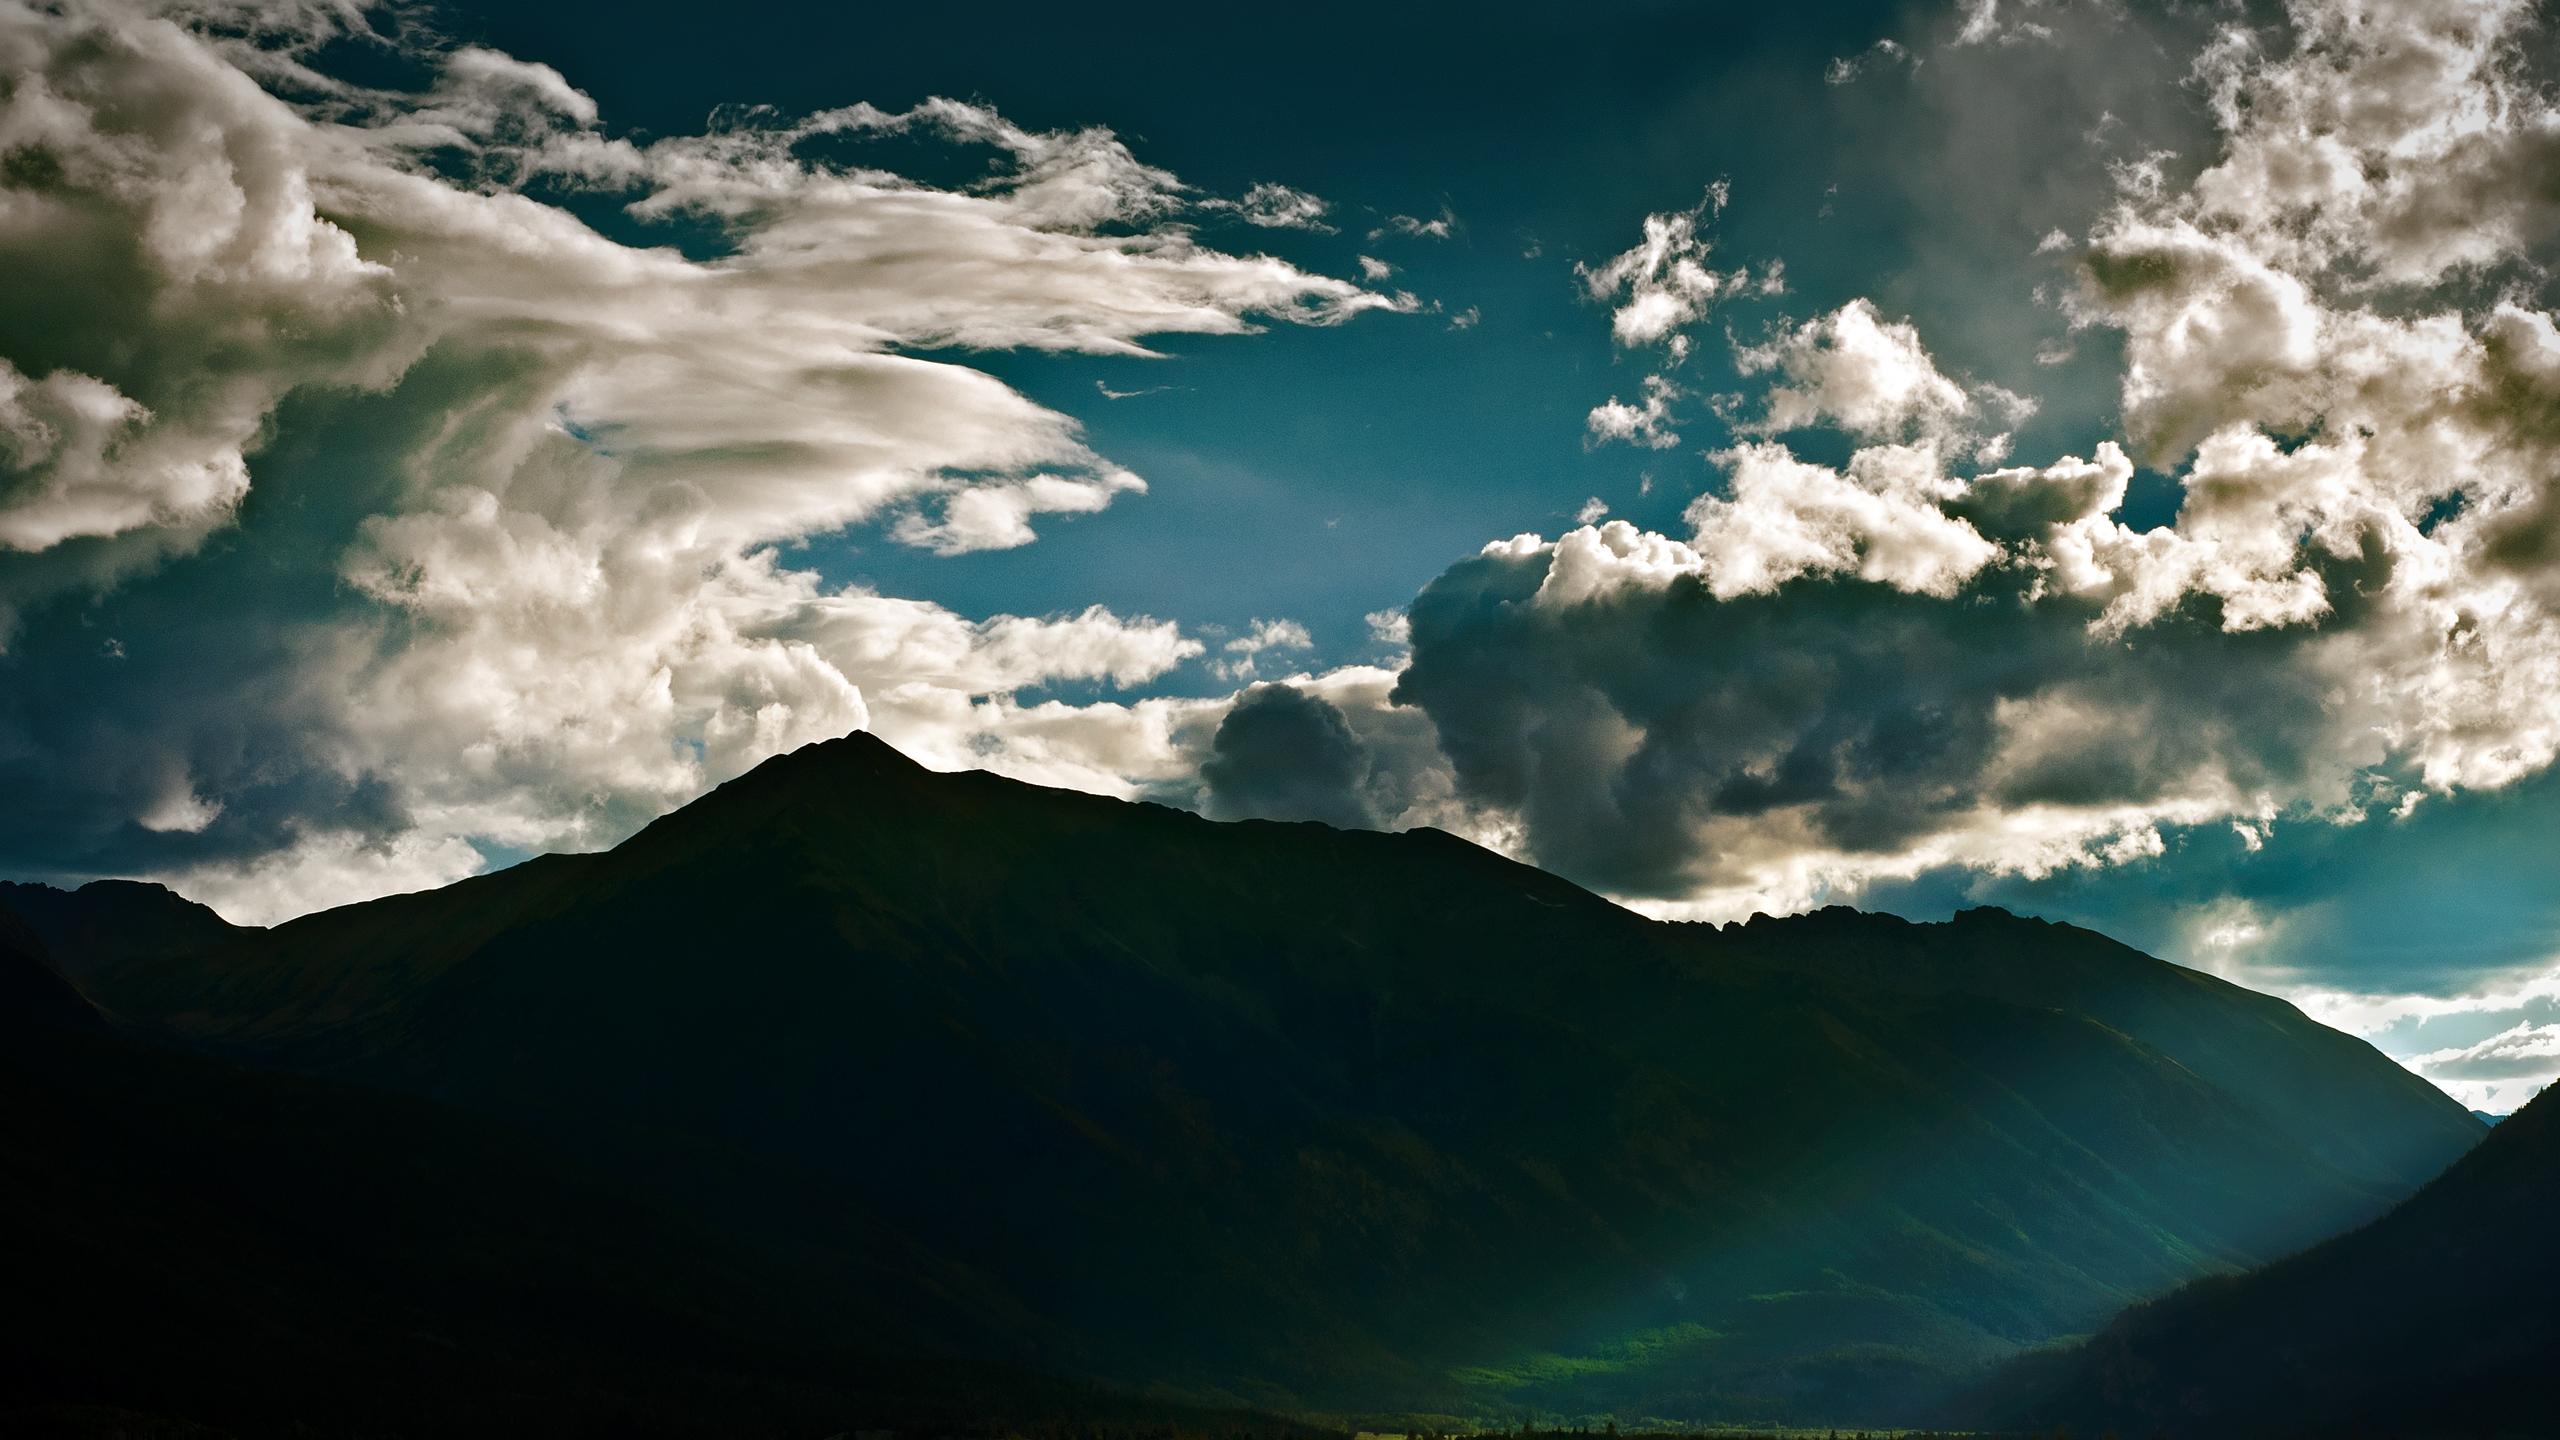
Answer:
xmin=0 ymin=903 xmax=103 ymax=1033
xmin=5 ymin=732 xmax=2487 ymax=1430
xmin=1698 ymin=906 xmax=2476 ymax=1194
xmin=0 ymin=878 xmax=242 ymax=991
xmin=2472 ymin=1109 xmax=2507 ymax=1126
xmin=2 ymin=874 xmax=1303 ymax=1439
xmin=1987 ymin=1082 xmax=2560 ymax=1438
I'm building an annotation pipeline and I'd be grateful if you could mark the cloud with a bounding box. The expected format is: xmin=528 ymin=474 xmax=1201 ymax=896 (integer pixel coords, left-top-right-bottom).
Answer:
xmin=1370 ymin=204 xmax=1456 ymax=242
xmin=1200 ymin=683 xmax=1377 ymax=829
xmin=1576 ymin=184 xmax=1755 ymax=356
xmin=1951 ymin=0 xmax=2057 ymax=49
xmin=892 ymin=469 xmax=1147 ymax=555
xmin=1194 ymin=666 xmax=1472 ymax=837
xmin=1217 ymin=181 xmax=1335 ymax=232
xmin=2371 ymin=955 xmax=2560 ymax=1110
xmin=1586 ymin=373 xmax=1683 ymax=449
xmin=1733 ymin=299 xmax=2034 ymax=455
xmin=1208 ymin=617 xmax=1314 ymax=682
xmin=0 ymin=0 xmax=414 ymax=604
xmin=2405 ymin=1011 xmax=2560 ymax=1108
xmin=2293 ymin=962 xmax=2560 ymax=1041
xmin=1682 ymin=444 xmax=2003 ymax=599
xmin=1955 ymin=0 xmax=2002 ymax=46
xmin=0 ymin=0 xmax=1393 ymax=920
xmin=16 ymin=0 xmax=2560 ymax=1017
xmin=1389 ymin=509 xmax=2315 ymax=908
xmin=2408 ymin=1021 xmax=2560 ymax=1082
xmin=1350 ymin=0 xmax=2560 ymax=939
xmin=2173 ymin=0 xmax=2560 ymax=289
xmin=161 ymin=828 xmax=490 ymax=929
xmin=1826 ymin=38 xmax=1909 ymax=86
xmin=1571 ymin=187 xmax=1782 ymax=451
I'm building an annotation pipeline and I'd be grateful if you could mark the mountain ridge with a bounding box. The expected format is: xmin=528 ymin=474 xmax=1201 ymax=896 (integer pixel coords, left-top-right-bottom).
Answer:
xmin=2 ymin=729 xmax=2488 ymax=1430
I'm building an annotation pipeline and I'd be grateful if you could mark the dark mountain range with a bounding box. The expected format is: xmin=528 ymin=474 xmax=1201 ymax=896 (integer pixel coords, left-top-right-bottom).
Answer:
xmin=1 ymin=732 xmax=2486 ymax=1432
xmin=1986 ymin=1081 xmax=2560 ymax=1438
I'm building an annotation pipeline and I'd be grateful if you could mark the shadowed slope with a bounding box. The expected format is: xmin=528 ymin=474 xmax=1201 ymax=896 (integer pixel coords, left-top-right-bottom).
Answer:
xmin=0 ymin=886 xmax=1295 ymax=1439
xmin=0 ymin=905 xmax=102 ymax=1033
xmin=1704 ymin=905 xmax=2472 ymax=1192
xmin=1984 ymin=1082 xmax=2560 ymax=1438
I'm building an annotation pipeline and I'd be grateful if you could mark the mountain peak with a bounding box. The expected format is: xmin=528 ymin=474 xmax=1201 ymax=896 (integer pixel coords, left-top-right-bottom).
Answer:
xmin=603 ymin=728 xmax=940 ymax=856
xmin=762 ymin=727 xmax=932 ymax=778
xmin=0 ymin=876 xmax=247 ymax=983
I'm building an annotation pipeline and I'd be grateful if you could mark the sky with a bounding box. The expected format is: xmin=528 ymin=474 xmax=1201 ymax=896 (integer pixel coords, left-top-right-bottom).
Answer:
xmin=3 ymin=0 xmax=2558 ymax=1109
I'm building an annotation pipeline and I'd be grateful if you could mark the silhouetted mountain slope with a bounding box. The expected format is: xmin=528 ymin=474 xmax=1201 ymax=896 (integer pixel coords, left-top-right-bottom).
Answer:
xmin=1991 ymin=1083 xmax=2560 ymax=1438
xmin=7 ymin=733 xmax=2488 ymax=1427
xmin=1 ymin=933 xmax=1302 ymax=1438
xmin=0 ymin=906 xmax=102 ymax=1033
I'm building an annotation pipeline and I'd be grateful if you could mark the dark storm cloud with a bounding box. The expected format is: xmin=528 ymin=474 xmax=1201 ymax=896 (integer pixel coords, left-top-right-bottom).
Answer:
xmin=1388 ymin=532 xmax=2365 ymax=902
xmin=1200 ymin=682 xmax=1378 ymax=830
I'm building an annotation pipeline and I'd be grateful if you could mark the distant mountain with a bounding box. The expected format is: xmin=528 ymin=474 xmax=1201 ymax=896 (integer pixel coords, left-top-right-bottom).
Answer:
xmin=2472 ymin=1109 xmax=2507 ymax=1126
xmin=0 ymin=878 xmax=242 ymax=990
xmin=1986 ymin=1082 xmax=2560 ymax=1438
xmin=4 ymin=733 xmax=2487 ymax=1430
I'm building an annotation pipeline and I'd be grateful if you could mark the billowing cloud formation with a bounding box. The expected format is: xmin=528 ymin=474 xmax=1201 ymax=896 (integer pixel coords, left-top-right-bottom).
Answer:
xmin=1734 ymin=299 xmax=2034 ymax=460
xmin=0 ymin=1 xmax=413 ymax=578
xmin=1200 ymin=683 xmax=1376 ymax=829
xmin=1197 ymin=668 xmax=1469 ymax=836
xmin=1378 ymin=0 xmax=2560 ymax=940
xmin=2175 ymin=0 xmax=2560 ymax=289
xmin=0 ymin=0 xmax=1397 ymax=920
